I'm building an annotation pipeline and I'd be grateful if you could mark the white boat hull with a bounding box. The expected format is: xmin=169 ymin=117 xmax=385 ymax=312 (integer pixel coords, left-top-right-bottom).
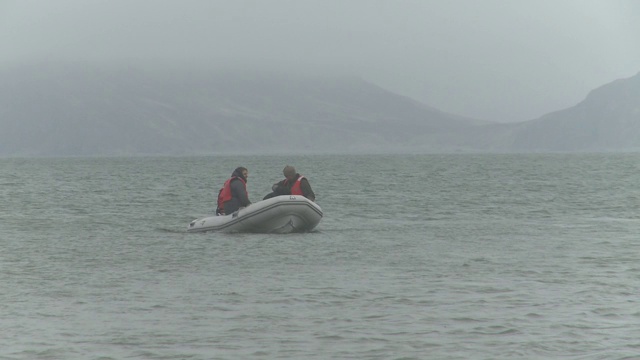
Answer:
xmin=187 ymin=195 xmax=323 ymax=233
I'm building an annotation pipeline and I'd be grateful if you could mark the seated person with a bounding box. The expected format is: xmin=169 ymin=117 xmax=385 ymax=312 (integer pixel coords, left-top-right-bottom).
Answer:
xmin=216 ymin=167 xmax=251 ymax=215
xmin=263 ymin=165 xmax=315 ymax=201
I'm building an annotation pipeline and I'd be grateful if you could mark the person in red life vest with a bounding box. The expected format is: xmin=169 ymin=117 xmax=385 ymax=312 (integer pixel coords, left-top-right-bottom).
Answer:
xmin=216 ymin=167 xmax=251 ymax=216
xmin=262 ymin=165 xmax=315 ymax=201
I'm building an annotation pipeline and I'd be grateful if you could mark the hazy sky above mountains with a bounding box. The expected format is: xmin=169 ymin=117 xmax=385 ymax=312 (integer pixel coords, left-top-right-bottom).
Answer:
xmin=1 ymin=0 xmax=639 ymax=122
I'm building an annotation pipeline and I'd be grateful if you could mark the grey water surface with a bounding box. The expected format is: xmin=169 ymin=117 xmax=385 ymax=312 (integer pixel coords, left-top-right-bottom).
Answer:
xmin=2 ymin=154 xmax=640 ymax=359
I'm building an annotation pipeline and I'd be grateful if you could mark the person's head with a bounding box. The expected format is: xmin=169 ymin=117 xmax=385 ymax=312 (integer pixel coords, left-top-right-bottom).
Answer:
xmin=283 ymin=165 xmax=296 ymax=180
xmin=233 ymin=167 xmax=248 ymax=181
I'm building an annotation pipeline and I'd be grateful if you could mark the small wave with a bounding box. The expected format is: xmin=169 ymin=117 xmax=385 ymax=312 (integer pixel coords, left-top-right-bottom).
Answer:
xmin=469 ymin=326 xmax=520 ymax=335
xmin=316 ymin=335 xmax=345 ymax=341
xmin=156 ymin=227 xmax=187 ymax=233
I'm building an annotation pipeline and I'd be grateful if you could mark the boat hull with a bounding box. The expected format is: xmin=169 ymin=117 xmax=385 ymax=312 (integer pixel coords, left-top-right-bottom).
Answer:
xmin=187 ymin=195 xmax=323 ymax=234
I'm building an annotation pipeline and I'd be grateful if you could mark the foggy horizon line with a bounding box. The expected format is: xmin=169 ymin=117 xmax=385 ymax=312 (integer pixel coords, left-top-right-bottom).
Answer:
xmin=2 ymin=59 xmax=638 ymax=124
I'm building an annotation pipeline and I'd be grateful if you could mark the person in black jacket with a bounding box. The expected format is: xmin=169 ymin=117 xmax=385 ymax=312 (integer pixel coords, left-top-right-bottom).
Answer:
xmin=263 ymin=165 xmax=315 ymax=201
xmin=216 ymin=167 xmax=251 ymax=215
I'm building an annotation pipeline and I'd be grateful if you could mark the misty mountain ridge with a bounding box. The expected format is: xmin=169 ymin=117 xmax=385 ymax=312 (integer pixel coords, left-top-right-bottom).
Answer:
xmin=1 ymin=64 xmax=639 ymax=156
xmin=0 ymin=64 xmax=486 ymax=156
xmin=506 ymin=72 xmax=640 ymax=152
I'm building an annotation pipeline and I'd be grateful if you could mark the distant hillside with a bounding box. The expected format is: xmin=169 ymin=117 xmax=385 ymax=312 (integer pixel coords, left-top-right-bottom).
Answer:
xmin=0 ymin=64 xmax=487 ymax=156
xmin=506 ymin=72 xmax=640 ymax=152
xmin=2 ymin=64 xmax=639 ymax=156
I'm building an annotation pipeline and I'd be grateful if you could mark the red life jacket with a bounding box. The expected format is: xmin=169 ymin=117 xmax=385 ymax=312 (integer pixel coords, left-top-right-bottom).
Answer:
xmin=288 ymin=175 xmax=305 ymax=196
xmin=216 ymin=176 xmax=247 ymax=214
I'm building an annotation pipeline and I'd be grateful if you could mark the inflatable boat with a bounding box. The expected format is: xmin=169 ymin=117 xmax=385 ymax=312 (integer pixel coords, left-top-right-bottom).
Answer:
xmin=187 ymin=195 xmax=323 ymax=233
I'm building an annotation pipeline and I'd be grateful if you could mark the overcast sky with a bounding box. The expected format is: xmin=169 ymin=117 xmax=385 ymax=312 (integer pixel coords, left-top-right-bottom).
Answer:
xmin=1 ymin=0 xmax=639 ymax=122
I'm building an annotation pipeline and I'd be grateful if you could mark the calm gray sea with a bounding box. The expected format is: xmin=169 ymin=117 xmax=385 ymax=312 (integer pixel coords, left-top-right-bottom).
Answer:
xmin=2 ymin=154 xmax=640 ymax=360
